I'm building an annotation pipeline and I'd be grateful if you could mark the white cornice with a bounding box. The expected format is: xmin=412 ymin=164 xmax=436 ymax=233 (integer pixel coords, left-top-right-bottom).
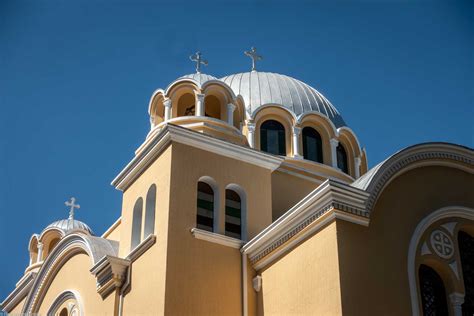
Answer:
xmin=191 ymin=228 xmax=243 ymax=249
xmin=242 ymin=179 xmax=369 ymax=270
xmin=0 ymin=272 xmax=36 ymax=312
xmin=126 ymin=234 xmax=156 ymax=262
xmin=112 ymin=124 xmax=283 ymax=191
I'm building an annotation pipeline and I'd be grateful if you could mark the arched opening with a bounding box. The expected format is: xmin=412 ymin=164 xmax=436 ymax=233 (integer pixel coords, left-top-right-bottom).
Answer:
xmin=59 ymin=307 xmax=68 ymax=316
xmin=419 ymin=264 xmax=449 ymax=315
xmin=204 ymin=95 xmax=221 ymax=119
xmin=196 ymin=181 xmax=214 ymax=232
xmin=459 ymin=231 xmax=474 ymax=314
xmin=337 ymin=143 xmax=349 ymax=174
xmin=131 ymin=197 xmax=143 ymax=250
xmin=302 ymin=127 xmax=323 ymax=163
xmin=261 ymin=120 xmax=286 ymax=155
xmin=48 ymin=237 xmax=60 ymax=253
xmin=144 ymin=184 xmax=156 ymax=238
xmin=177 ymin=93 xmax=195 ymax=117
xmin=29 ymin=237 xmax=38 ymax=264
xmin=225 ymin=189 xmax=242 ymax=239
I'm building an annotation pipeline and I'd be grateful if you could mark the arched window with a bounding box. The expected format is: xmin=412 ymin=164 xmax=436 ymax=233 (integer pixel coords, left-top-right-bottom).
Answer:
xmin=197 ymin=182 xmax=214 ymax=232
xmin=419 ymin=264 xmax=448 ymax=315
xmin=204 ymin=95 xmax=221 ymax=119
xmin=459 ymin=231 xmax=474 ymax=314
xmin=225 ymin=189 xmax=241 ymax=239
xmin=261 ymin=120 xmax=286 ymax=155
xmin=177 ymin=93 xmax=195 ymax=117
xmin=131 ymin=197 xmax=143 ymax=250
xmin=59 ymin=307 xmax=68 ymax=316
xmin=337 ymin=143 xmax=349 ymax=174
xmin=144 ymin=184 xmax=156 ymax=238
xmin=302 ymin=127 xmax=323 ymax=163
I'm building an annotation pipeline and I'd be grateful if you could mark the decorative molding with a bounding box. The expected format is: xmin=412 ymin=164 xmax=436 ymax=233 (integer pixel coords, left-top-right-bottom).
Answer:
xmin=353 ymin=143 xmax=474 ymax=212
xmin=0 ymin=271 xmax=36 ymax=312
xmin=252 ymin=276 xmax=262 ymax=292
xmin=430 ymin=229 xmax=454 ymax=259
xmin=407 ymin=206 xmax=474 ymax=316
xmin=449 ymin=260 xmax=460 ymax=280
xmin=112 ymin=124 xmax=283 ymax=191
xmin=90 ymin=256 xmax=130 ymax=299
xmin=242 ymin=179 xmax=369 ymax=270
xmin=126 ymin=234 xmax=156 ymax=262
xmin=21 ymin=233 xmax=118 ymax=314
xmin=420 ymin=242 xmax=431 ymax=256
xmin=191 ymin=228 xmax=243 ymax=249
xmin=441 ymin=222 xmax=457 ymax=235
xmin=46 ymin=290 xmax=84 ymax=316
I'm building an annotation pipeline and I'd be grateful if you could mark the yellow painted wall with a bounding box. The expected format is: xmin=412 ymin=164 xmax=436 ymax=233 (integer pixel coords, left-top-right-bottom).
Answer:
xmin=336 ymin=166 xmax=474 ymax=315
xmin=260 ymin=221 xmax=342 ymax=315
xmin=271 ymin=170 xmax=319 ymax=221
xmin=162 ymin=142 xmax=274 ymax=315
xmin=37 ymin=252 xmax=114 ymax=315
xmin=120 ymin=146 xmax=172 ymax=315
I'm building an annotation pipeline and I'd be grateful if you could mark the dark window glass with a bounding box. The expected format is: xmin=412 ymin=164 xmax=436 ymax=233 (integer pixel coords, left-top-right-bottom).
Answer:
xmin=302 ymin=127 xmax=323 ymax=163
xmin=131 ymin=198 xmax=143 ymax=250
xmin=459 ymin=231 xmax=474 ymax=315
xmin=225 ymin=190 xmax=241 ymax=239
xmin=197 ymin=182 xmax=214 ymax=232
xmin=144 ymin=184 xmax=156 ymax=237
xmin=261 ymin=120 xmax=286 ymax=155
xmin=337 ymin=143 xmax=349 ymax=174
xmin=419 ymin=264 xmax=449 ymax=316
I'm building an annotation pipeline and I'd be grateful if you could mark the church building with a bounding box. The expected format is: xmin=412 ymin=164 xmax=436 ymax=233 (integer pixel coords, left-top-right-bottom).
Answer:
xmin=2 ymin=49 xmax=473 ymax=315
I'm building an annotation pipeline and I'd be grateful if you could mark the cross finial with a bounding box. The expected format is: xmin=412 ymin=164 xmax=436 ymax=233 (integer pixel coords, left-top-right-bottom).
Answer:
xmin=244 ymin=47 xmax=262 ymax=72
xmin=189 ymin=51 xmax=208 ymax=73
xmin=65 ymin=197 xmax=80 ymax=220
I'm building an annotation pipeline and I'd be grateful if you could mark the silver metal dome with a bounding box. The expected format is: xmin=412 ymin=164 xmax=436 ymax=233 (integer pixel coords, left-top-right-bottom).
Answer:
xmin=45 ymin=219 xmax=93 ymax=235
xmin=220 ymin=71 xmax=346 ymax=127
xmin=178 ymin=73 xmax=218 ymax=86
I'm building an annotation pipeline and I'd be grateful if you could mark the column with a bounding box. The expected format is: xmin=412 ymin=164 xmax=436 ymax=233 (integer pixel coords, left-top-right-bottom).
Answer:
xmin=449 ymin=293 xmax=464 ymax=316
xmin=37 ymin=242 xmax=43 ymax=263
xmin=196 ymin=93 xmax=205 ymax=117
xmin=330 ymin=138 xmax=339 ymax=168
xmin=227 ymin=103 xmax=236 ymax=126
xmin=163 ymin=98 xmax=172 ymax=121
xmin=292 ymin=126 xmax=302 ymax=158
xmin=247 ymin=122 xmax=256 ymax=148
xmin=354 ymin=156 xmax=361 ymax=178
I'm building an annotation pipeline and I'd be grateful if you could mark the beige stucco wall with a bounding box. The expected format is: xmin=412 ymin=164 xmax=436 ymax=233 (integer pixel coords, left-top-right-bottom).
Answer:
xmin=259 ymin=221 xmax=342 ymax=315
xmin=37 ymin=252 xmax=115 ymax=315
xmin=162 ymin=142 xmax=274 ymax=315
xmin=336 ymin=166 xmax=474 ymax=315
xmin=271 ymin=170 xmax=319 ymax=221
xmin=120 ymin=146 xmax=172 ymax=315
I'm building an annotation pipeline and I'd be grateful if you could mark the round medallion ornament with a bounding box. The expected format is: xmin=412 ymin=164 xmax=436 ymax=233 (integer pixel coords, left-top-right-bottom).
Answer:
xmin=430 ymin=230 xmax=454 ymax=259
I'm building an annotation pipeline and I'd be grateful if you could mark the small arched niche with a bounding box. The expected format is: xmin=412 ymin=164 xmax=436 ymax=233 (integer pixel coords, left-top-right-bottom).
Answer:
xmin=204 ymin=95 xmax=222 ymax=120
xmin=176 ymin=93 xmax=196 ymax=117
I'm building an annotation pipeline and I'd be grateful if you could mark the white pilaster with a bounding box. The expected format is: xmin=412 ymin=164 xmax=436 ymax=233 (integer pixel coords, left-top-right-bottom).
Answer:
xmin=37 ymin=242 xmax=43 ymax=263
xmin=449 ymin=292 xmax=464 ymax=316
xmin=292 ymin=126 xmax=302 ymax=158
xmin=247 ymin=122 xmax=256 ymax=148
xmin=163 ymin=98 xmax=172 ymax=121
xmin=354 ymin=156 xmax=361 ymax=178
xmin=330 ymin=138 xmax=339 ymax=168
xmin=227 ymin=103 xmax=236 ymax=126
xmin=196 ymin=93 xmax=205 ymax=117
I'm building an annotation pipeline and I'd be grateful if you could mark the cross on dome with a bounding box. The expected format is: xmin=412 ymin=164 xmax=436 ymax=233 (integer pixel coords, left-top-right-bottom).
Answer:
xmin=244 ymin=47 xmax=262 ymax=72
xmin=65 ymin=197 xmax=80 ymax=220
xmin=189 ymin=51 xmax=208 ymax=73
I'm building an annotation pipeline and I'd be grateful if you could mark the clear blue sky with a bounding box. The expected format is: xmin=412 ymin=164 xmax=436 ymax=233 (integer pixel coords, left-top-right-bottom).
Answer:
xmin=0 ymin=0 xmax=472 ymax=300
